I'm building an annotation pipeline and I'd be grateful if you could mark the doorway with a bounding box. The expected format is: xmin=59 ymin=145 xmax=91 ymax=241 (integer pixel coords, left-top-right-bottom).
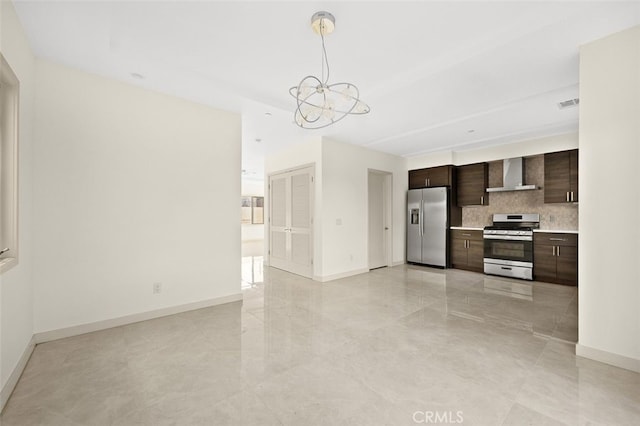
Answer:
xmin=268 ymin=165 xmax=314 ymax=278
xmin=368 ymin=169 xmax=392 ymax=270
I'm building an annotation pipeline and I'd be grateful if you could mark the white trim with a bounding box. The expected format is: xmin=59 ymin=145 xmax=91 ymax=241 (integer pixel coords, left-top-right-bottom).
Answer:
xmin=315 ymin=268 xmax=369 ymax=282
xmin=576 ymin=343 xmax=640 ymax=373
xmin=34 ymin=293 xmax=243 ymax=344
xmin=0 ymin=53 xmax=20 ymax=274
xmin=1 ymin=336 xmax=35 ymax=413
xmin=392 ymin=260 xmax=406 ymax=267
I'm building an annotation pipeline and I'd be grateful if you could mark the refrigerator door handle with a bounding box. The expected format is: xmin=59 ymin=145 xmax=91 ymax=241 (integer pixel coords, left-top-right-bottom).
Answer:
xmin=420 ymin=200 xmax=424 ymax=236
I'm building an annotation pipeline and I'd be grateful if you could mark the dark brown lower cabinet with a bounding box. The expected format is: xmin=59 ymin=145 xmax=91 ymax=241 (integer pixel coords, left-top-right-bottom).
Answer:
xmin=451 ymin=229 xmax=484 ymax=273
xmin=534 ymin=232 xmax=578 ymax=286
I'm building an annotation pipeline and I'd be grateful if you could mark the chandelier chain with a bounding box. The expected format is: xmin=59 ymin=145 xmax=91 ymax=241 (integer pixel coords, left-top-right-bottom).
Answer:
xmin=320 ymin=20 xmax=330 ymax=85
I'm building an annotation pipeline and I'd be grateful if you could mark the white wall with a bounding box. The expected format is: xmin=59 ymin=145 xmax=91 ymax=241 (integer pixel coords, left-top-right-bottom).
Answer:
xmin=264 ymin=138 xmax=407 ymax=281
xmin=578 ymin=26 xmax=640 ymax=370
xmin=321 ymin=139 xmax=407 ymax=278
xmin=406 ymin=133 xmax=579 ymax=169
xmin=0 ymin=0 xmax=36 ymax=403
xmin=33 ymin=60 xmax=241 ymax=333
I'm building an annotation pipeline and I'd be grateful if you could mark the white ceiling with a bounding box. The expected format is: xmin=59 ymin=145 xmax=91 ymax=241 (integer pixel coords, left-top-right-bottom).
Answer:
xmin=13 ymin=1 xmax=640 ymax=177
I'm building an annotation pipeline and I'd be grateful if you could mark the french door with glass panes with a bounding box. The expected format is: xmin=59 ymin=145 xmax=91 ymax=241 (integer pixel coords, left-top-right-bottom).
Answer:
xmin=269 ymin=166 xmax=314 ymax=278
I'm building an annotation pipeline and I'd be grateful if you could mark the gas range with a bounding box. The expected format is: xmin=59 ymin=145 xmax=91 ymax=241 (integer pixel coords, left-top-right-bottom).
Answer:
xmin=483 ymin=214 xmax=539 ymax=280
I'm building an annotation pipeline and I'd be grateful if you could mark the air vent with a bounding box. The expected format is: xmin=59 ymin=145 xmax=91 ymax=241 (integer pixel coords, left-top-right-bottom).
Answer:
xmin=558 ymin=98 xmax=580 ymax=109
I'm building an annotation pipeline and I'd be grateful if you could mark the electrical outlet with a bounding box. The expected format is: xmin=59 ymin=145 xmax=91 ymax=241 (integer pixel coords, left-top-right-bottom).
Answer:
xmin=153 ymin=282 xmax=162 ymax=294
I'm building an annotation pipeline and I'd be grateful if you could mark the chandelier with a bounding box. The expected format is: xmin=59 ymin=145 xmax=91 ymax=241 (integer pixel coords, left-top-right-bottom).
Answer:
xmin=289 ymin=11 xmax=370 ymax=129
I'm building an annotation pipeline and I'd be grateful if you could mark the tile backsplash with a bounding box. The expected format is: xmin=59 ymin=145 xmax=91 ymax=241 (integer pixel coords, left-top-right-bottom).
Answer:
xmin=461 ymin=155 xmax=578 ymax=230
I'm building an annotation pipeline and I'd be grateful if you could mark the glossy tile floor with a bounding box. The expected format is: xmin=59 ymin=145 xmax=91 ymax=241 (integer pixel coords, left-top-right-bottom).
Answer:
xmin=3 ymin=263 xmax=639 ymax=425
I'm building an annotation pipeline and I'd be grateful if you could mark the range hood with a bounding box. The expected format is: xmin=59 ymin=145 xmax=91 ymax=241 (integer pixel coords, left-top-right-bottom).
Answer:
xmin=486 ymin=157 xmax=537 ymax=192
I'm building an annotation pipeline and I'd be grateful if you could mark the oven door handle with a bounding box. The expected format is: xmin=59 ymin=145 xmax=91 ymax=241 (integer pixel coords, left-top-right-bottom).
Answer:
xmin=483 ymin=235 xmax=532 ymax=241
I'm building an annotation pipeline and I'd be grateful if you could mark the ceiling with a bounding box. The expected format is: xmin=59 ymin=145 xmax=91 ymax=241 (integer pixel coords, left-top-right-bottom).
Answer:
xmin=13 ymin=1 xmax=640 ymax=178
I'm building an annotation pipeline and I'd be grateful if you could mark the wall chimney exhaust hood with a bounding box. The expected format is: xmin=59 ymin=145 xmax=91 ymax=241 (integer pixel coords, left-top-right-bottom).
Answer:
xmin=486 ymin=157 xmax=537 ymax=192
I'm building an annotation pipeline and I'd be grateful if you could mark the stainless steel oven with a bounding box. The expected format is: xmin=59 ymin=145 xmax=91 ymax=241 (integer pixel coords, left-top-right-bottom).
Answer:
xmin=483 ymin=214 xmax=539 ymax=280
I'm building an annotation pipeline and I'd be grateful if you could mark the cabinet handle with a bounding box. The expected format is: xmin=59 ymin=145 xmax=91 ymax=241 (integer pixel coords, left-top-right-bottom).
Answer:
xmin=566 ymin=192 xmax=570 ymax=202
xmin=425 ymin=178 xmax=428 ymax=187
xmin=428 ymin=178 xmax=431 ymax=186
xmin=557 ymin=246 xmax=560 ymax=257
xmin=570 ymin=191 xmax=574 ymax=202
xmin=549 ymin=238 xmax=566 ymax=241
xmin=552 ymin=246 xmax=556 ymax=256
xmin=480 ymin=196 xmax=484 ymax=205
xmin=462 ymin=233 xmax=471 ymax=237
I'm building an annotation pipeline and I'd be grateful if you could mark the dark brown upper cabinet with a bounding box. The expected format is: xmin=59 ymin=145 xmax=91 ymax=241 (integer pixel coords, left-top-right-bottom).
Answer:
xmin=544 ymin=149 xmax=578 ymax=203
xmin=456 ymin=163 xmax=488 ymax=206
xmin=408 ymin=165 xmax=454 ymax=189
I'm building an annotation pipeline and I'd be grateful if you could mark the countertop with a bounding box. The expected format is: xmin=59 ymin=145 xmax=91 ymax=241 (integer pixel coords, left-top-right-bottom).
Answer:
xmin=533 ymin=229 xmax=579 ymax=234
xmin=450 ymin=226 xmax=578 ymax=234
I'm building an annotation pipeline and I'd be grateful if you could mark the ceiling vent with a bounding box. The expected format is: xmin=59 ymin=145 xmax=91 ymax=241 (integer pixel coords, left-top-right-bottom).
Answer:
xmin=558 ymin=98 xmax=580 ymax=109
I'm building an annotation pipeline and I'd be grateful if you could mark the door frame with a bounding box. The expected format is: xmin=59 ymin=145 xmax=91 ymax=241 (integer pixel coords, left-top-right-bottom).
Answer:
xmin=367 ymin=169 xmax=393 ymax=269
xmin=266 ymin=163 xmax=315 ymax=278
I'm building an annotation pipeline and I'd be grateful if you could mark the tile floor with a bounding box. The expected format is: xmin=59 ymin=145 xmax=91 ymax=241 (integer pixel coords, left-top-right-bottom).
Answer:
xmin=2 ymin=263 xmax=639 ymax=425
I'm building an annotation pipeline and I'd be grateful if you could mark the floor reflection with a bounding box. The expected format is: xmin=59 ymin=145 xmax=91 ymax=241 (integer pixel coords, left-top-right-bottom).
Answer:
xmin=242 ymin=256 xmax=264 ymax=289
xmin=3 ymin=264 xmax=636 ymax=426
xmin=483 ymin=276 xmax=533 ymax=301
xmin=241 ymin=239 xmax=264 ymax=289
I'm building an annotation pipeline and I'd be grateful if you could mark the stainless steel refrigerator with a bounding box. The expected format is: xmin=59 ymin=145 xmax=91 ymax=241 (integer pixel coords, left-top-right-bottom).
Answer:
xmin=407 ymin=187 xmax=449 ymax=267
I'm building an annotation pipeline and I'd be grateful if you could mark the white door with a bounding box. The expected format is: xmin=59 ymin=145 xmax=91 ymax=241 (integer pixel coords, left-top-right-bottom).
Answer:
xmin=368 ymin=171 xmax=390 ymax=269
xmin=269 ymin=166 xmax=314 ymax=278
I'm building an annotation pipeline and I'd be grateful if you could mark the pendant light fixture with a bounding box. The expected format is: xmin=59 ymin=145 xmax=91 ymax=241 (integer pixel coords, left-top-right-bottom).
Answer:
xmin=289 ymin=11 xmax=370 ymax=129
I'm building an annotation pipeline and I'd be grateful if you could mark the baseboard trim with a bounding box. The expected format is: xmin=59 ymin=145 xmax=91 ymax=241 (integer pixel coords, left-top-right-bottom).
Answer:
xmin=576 ymin=343 xmax=640 ymax=373
xmin=34 ymin=293 xmax=243 ymax=344
xmin=1 ymin=336 xmax=36 ymax=413
xmin=392 ymin=260 xmax=406 ymax=267
xmin=315 ymin=268 xmax=369 ymax=283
